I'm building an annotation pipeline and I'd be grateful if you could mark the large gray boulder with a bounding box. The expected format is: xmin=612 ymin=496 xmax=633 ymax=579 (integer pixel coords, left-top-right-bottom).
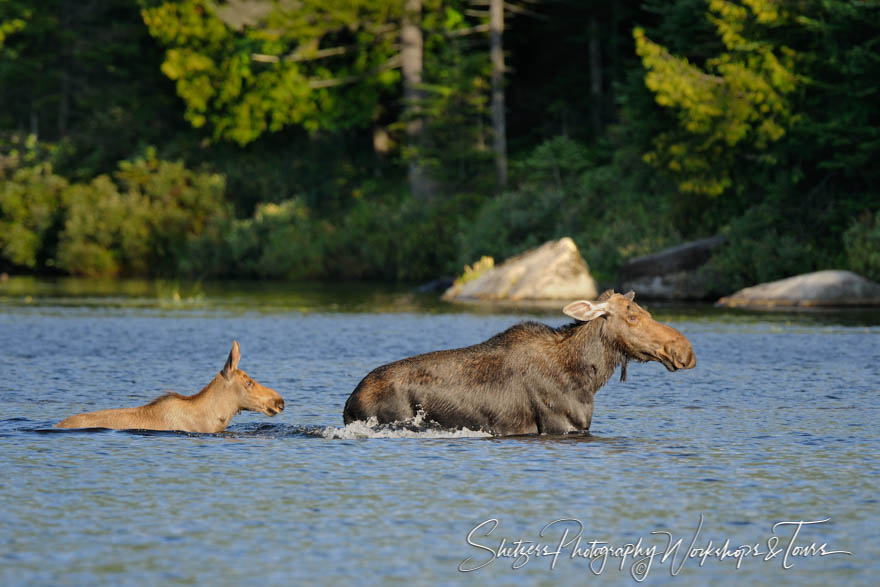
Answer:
xmin=717 ymin=270 xmax=880 ymax=308
xmin=618 ymin=236 xmax=727 ymax=300
xmin=443 ymin=238 xmax=598 ymax=301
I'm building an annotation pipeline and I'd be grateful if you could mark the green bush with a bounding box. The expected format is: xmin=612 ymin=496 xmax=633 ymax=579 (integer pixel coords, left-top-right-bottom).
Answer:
xmin=709 ymin=204 xmax=816 ymax=291
xmin=186 ymin=198 xmax=330 ymax=279
xmin=186 ymin=184 xmax=483 ymax=283
xmin=115 ymin=152 xmax=226 ymax=272
xmin=321 ymin=197 xmax=398 ymax=280
xmin=56 ymin=152 xmax=226 ymax=277
xmin=252 ymin=201 xmax=324 ymax=278
xmin=391 ymin=193 xmax=481 ymax=282
xmin=455 ymin=136 xmax=682 ymax=284
xmin=844 ymin=210 xmax=880 ymax=282
xmin=0 ymin=161 xmax=67 ymax=270
xmin=235 ymin=199 xmax=325 ymax=279
xmin=322 ymin=190 xmax=477 ymax=282
xmin=57 ymin=177 xmax=147 ymax=276
xmin=57 ymin=242 xmax=120 ymax=277
xmin=456 ymin=137 xmax=594 ymax=264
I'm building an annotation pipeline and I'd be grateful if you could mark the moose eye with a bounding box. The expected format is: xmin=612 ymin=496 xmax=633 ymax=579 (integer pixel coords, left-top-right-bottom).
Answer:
xmin=246 ymin=379 xmax=253 ymax=387
xmin=627 ymin=314 xmax=638 ymax=323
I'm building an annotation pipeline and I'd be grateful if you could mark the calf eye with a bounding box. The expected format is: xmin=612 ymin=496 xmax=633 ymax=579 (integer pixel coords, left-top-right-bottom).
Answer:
xmin=246 ymin=379 xmax=253 ymax=387
xmin=627 ymin=314 xmax=638 ymax=323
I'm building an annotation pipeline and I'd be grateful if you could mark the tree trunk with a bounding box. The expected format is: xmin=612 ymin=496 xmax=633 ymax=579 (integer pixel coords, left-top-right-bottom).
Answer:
xmin=59 ymin=73 xmax=70 ymax=137
xmin=589 ymin=15 xmax=602 ymax=138
xmin=490 ymin=0 xmax=508 ymax=190
xmin=29 ymin=107 xmax=39 ymax=137
xmin=610 ymin=2 xmax=619 ymax=115
xmin=401 ymin=0 xmax=431 ymax=200
xmin=58 ymin=0 xmax=71 ymax=136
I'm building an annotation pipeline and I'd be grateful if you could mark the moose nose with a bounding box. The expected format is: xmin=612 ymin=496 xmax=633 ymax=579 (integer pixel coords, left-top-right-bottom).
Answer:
xmin=274 ymin=398 xmax=285 ymax=413
xmin=672 ymin=343 xmax=696 ymax=370
xmin=680 ymin=348 xmax=696 ymax=369
xmin=663 ymin=339 xmax=695 ymax=370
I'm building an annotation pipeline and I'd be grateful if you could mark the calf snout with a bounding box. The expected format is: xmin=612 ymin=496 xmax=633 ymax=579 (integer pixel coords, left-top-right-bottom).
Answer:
xmin=267 ymin=397 xmax=285 ymax=416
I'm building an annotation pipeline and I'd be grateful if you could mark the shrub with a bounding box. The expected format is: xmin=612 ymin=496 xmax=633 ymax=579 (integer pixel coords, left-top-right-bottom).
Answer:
xmin=57 ymin=152 xmax=226 ymax=277
xmin=844 ymin=210 xmax=880 ymax=282
xmin=455 ymin=136 xmax=682 ymax=284
xmin=115 ymin=152 xmax=226 ymax=273
xmin=235 ymin=199 xmax=325 ymax=279
xmin=709 ymin=204 xmax=816 ymax=291
xmin=57 ymin=176 xmax=148 ymax=276
xmin=0 ymin=161 xmax=68 ymax=270
xmin=456 ymin=137 xmax=594 ymax=265
xmin=323 ymin=190 xmax=476 ymax=282
xmin=186 ymin=198 xmax=328 ymax=279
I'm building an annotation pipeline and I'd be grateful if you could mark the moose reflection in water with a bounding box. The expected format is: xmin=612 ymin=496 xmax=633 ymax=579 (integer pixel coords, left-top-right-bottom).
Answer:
xmin=56 ymin=341 xmax=284 ymax=433
xmin=343 ymin=290 xmax=695 ymax=436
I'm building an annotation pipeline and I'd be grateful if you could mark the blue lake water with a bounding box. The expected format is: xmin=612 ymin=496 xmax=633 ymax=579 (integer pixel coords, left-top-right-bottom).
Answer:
xmin=1 ymin=279 xmax=878 ymax=585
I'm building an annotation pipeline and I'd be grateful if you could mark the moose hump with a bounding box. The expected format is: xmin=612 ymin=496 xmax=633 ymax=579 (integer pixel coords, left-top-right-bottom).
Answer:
xmin=443 ymin=238 xmax=598 ymax=302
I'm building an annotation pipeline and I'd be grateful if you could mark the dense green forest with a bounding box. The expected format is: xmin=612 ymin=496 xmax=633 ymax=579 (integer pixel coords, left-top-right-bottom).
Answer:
xmin=0 ymin=0 xmax=877 ymax=292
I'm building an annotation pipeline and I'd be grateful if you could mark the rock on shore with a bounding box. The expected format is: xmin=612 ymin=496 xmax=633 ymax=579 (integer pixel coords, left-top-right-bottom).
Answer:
xmin=717 ymin=270 xmax=880 ymax=308
xmin=443 ymin=238 xmax=598 ymax=301
xmin=617 ymin=236 xmax=726 ymax=300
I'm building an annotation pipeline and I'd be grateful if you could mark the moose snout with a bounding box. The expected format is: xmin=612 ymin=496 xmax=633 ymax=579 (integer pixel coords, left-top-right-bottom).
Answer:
xmin=664 ymin=340 xmax=696 ymax=371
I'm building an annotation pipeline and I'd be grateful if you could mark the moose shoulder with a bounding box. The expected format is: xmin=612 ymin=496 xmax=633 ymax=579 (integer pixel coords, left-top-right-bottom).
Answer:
xmin=343 ymin=290 xmax=695 ymax=436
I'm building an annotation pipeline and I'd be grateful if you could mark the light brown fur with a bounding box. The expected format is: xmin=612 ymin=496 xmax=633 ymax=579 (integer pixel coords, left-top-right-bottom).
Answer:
xmin=55 ymin=341 xmax=284 ymax=433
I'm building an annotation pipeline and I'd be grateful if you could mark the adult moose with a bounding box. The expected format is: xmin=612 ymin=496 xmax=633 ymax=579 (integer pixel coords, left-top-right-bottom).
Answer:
xmin=343 ymin=290 xmax=695 ymax=435
xmin=56 ymin=341 xmax=284 ymax=433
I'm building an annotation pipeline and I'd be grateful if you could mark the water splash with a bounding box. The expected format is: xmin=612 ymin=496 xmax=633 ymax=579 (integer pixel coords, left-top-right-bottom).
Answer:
xmin=4 ymin=417 xmax=492 ymax=440
xmin=321 ymin=410 xmax=491 ymax=439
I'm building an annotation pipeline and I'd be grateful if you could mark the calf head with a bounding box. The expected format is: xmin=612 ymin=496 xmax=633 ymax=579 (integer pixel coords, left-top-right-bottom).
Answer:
xmin=221 ymin=341 xmax=285 ymax=416
xmin=563 ymin=290 xmax=695 ymax=372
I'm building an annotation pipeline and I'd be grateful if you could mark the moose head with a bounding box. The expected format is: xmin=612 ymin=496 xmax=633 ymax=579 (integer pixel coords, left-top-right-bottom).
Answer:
xmin=220 ymin=341 xmax=285 ymax=417
xmin=563 ymin=290 xmax=696 ymax=373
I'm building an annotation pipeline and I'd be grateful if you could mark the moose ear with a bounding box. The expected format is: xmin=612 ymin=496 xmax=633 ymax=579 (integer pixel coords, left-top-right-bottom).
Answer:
xmin=563 ymin=300 xmax=608 ymax=322
xmin=222 ymin=340 xmax=241 ymax=380
xmin=623 ymin=290 xmax=635 ymax=300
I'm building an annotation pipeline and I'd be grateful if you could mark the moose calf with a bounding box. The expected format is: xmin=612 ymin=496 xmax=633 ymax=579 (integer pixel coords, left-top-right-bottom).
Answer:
xmin=56 ymin=341 xmax=284 ymax=433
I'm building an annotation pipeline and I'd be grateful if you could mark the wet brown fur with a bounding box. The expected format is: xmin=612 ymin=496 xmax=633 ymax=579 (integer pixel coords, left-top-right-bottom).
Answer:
xmin=343 ymin=291 xmax=695 ymax=435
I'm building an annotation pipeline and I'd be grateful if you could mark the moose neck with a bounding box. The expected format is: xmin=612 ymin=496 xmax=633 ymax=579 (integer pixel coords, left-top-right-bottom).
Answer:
xmin=190 ymin=373 xmax=242 ymax=419
xmin=562 ymin=319 xmax=627 ymax=401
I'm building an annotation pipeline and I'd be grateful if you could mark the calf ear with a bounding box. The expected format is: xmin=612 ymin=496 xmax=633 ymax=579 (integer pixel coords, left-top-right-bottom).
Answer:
xmin=222 ymin=340 xmax=241 ymax=380
xmin=596 ymin=289 xmax=616 ymax=302
xmin=563 ymin=300 xmax=608 ymax=322
xmin=623 ymin=290 xmax=636 ymax=300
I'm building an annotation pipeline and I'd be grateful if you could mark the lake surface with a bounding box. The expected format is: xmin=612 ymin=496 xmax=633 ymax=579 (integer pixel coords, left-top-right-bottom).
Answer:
xmin=1 ymin=278 xmax=878 ymax=585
